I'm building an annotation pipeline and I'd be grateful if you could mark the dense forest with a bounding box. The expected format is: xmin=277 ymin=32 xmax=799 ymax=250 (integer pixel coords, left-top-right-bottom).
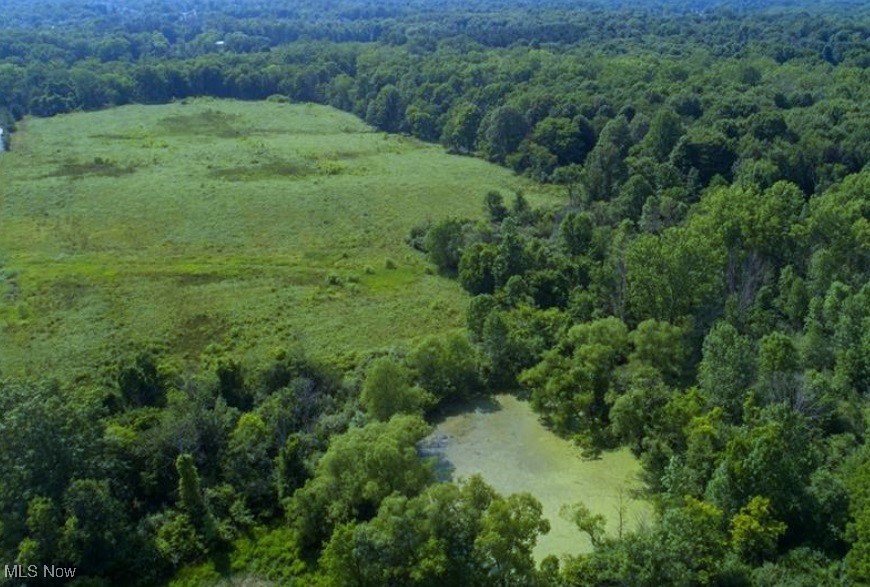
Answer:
xmin=0 ymin=0 xmax=868 ymax=585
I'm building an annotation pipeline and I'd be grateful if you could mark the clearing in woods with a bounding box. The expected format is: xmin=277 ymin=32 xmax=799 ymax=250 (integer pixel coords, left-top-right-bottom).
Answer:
xmin=0 ymin=98 xmax=559 ymax=380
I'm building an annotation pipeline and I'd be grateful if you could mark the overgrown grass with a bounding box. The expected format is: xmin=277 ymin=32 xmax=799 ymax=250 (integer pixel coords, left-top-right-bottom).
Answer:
xmin=0 ymin=98 xmax=559 ymax=381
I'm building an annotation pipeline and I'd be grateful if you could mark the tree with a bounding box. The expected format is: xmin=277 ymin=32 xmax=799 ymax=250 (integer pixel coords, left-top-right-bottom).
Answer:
xmin=474 ymin=492 xmax=550 ymax=587
xmin=610 ymin=378 xmax=673 ymax=455
xmin=625 ymin=227 xmax=724 ymax=323
xmin=478 ymin=105 xmax=528 ymax=163
xmin=706 ymin=406 xmax=819 ymax=527
xmin=670 ymin=128 xmax=736 ymax=185
xmin=757 ymin=332 xmax=801 ymax=405
xmin=493 ymin=218 xmax=528 ymax=286
xmin=467 ymin=294 xmax=497 ymax=342
xmin=485 ymin=190 xmax=509 ymax=223
xmin=559 ymin=211 xmax=594 ymax=257
xmin=831 ymin=284 xmax=869 ymax=395
xmin=276 ymin=433 xmax=309 ymax=502
xmin=748 ymin=111 xmax=788 ymax=142
xmin=0 ymin=382 xmax=103 ymax=553
xmin=176 ymin=454 xmax=218 ymax=546
xmin=628 ymin=319 xmax=687 ymax=386
xmin=321 ymin=476 xmax=499 ymax=586
xmin=804 ymin=170 xmax=869 ymax=289
xmin=531 ymin=116 xmax=595 ymax=165
xmin=698 ymin=321 xmax=756 ymax=422
xmin=59 ymin=479 xmax=130 ymax=577
xmin=641 ymin=108 xmax=683 ymax=161
xmin=321 ymin=493 xmax=447 ymax=586
xmin=521 ymin=317 xmax=630 ymax=437
xmin=405 ymin=104 xmax=439 ymax=141
xmin=117 ymin=351 xmax=167 ymax=408
xmin=223 ymin=413 xmax=274 ymax=512
xmin=509 ymin=140 xmax=557 ymax=179
xmin=442 ymin=101 xmax=483 ymax=154
xmin=562 ymin=501 xmax=606 ymax=548
xmin=479 ymin=309 xmax=539 ymax=390
xmin=361 ymin=357 xmax=432 ymax=420
xmin=510 ymin=193 xmax=531 ymax=221
xmin=730 ymin=496 xmax=787 ymax=563
xmin=846 ymin=457 xmax=870 ymax=585
xmin=17 ymin=497 xmax=60 ymax=567
xmin=777 ymin=265 xmax=810 ymax=328
xmin=153 ymin=511 xmax=206 ymax=568
xmin=288 ymin=416 xmax=433 ymax=547
xmin=366 ymin=84 xmax=404 ymax=133
xmin=425 ymin=218 xmax=466 ymax=274
xmin=408 ymin=334 xmax=480 ymax=403
xmin=660 ymin=497 xmax=728 ymax=585
xmin=460 ymin=243 xmax=499 ymax=295
xmin=750 ymin=547 xmax=842 ymax=586
xmin=583 ymin=116 xmax=631 ymax=201
xmin=213 ymin=356 xmax=250 ymax=410
xmin=613 ymin=174 xmax=654 ymax=222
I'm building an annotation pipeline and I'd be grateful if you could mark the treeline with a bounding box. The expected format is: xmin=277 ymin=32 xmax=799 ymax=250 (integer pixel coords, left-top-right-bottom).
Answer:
xmin=1 ymin=0 xmax=868 ymax=201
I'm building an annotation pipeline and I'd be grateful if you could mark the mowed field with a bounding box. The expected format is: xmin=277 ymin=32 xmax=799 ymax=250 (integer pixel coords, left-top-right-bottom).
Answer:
xmin=0 ymin=99 xmax=558 ymax=381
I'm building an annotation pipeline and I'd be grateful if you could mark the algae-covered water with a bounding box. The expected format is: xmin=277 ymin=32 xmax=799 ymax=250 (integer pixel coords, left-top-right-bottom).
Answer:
xmin=424 ymin=394 xmax=651 ymax=561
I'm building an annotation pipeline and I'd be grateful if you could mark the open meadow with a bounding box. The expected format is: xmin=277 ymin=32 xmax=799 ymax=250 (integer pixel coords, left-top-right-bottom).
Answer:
xmin=0 ymin=99 xmax=558 ymax=381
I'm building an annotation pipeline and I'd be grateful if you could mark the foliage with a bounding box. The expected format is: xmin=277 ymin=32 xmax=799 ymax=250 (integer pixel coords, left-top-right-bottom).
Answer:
xmin=0 ymin=0 xmax=867 ymax=584
xmin=288 ymin=415 xmax=434 ymax=548
xmin=360 ymin=357 xmax=433 ymax=420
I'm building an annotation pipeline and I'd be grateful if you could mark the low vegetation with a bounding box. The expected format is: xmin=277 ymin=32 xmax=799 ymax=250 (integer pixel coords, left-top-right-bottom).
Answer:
xmin=0 ymin=99 xmax=556 ymax=382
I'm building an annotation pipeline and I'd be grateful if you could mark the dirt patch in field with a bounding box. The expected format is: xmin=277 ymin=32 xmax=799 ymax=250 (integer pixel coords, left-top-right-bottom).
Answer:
xmin=47 ymin=157 xmax=138 ymax=179
xmin=159 ymin=109 xmax=244 ymax=138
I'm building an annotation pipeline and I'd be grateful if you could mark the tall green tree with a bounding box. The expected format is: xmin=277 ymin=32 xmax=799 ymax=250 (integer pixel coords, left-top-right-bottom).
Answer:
xmin=360 ymin=357 xmax=432 ymax=420
xmin=442 ymin=101 xmax=483 ymax=154
xmin=289 ymin=416 xmax=433 ymax=548
xmin=223 ymin=413 xmax=275 ymax=512
xmin=478 ymin=105 xmax=528 ymax=163
xmin=366 ymin=84 xmax=404 ymax=133
xmin=474 ymin=493 xmax=550 ymax=587
xmin=698 ymin=322 xmax=756 ymax=422
xmin=641 ymin=108 xmax=683 ymax=162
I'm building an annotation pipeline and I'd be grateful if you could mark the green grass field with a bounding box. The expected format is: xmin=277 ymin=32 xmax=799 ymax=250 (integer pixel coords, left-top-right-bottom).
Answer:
xmin=0 ymin=99 xmax=559 ymax=381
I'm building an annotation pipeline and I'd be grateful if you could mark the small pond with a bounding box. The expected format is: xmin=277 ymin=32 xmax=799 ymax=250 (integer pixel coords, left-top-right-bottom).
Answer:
xmin=421 ymin=394 xmax=651 ymax=561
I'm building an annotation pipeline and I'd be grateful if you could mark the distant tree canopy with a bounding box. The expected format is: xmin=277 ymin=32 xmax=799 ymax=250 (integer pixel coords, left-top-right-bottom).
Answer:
xmin=0 ymin=0 xmax=867 ymax=199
